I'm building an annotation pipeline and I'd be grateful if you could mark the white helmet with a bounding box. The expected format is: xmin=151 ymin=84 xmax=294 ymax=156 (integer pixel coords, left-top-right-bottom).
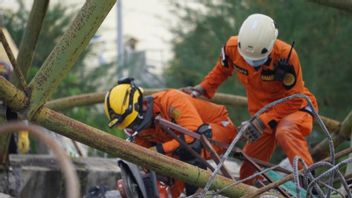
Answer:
xmin=238 ymin=13 xmax=278 ymax=61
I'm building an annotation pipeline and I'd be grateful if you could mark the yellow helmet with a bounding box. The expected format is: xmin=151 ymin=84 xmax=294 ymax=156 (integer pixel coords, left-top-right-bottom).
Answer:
xmin=104 ymin=78 xmax=144 ymax=129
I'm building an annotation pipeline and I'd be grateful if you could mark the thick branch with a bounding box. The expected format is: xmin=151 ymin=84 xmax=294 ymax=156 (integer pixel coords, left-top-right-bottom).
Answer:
xmin=27 ymin=0 xmax=116 ymax=119
xmin=17 ymin=0 xmax=49 ymax=77
xmin=307 ymin=0 xmax=352 ymax=12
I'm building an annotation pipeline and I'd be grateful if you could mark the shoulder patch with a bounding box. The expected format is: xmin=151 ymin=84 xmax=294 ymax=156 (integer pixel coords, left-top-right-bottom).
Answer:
xmin=261 ymin=69 xmax=275 ymax=81
xmin=283 ymin=73 xmax=296 ymax=87
xmin=234 ymin=64 xmax=248 ymax=75
xmin=169 ymin=106 xmax=181 ymax=120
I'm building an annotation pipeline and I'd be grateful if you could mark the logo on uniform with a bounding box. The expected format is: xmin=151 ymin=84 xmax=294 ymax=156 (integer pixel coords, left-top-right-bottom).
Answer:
xmin=283 ymin=73 xmax=296 ymax=87
xmin=169 ymin=106 xmax=181 ymax=120
xmin=261 ymin=69 xmax=275 ymax=81
xmin=234 ymin=64 xmax=248 ymax=75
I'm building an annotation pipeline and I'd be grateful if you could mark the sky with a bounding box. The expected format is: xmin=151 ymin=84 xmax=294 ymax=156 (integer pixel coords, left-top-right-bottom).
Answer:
xmin=0 ymin=0 xmax=177 ymax=74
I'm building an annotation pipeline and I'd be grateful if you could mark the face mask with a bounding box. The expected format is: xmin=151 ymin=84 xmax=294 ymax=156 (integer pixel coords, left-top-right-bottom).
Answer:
xmin=244 ymin=56 xmax=268 ymax=67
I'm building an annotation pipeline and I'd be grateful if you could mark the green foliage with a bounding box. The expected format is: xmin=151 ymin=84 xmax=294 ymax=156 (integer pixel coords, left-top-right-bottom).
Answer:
xmin=165 ymin=0 xmax=352 ymax=163
xmin=165 ymin=0 xmax=352 ymax=121
xmin=3 ymin=1 xmax=123 ymax=145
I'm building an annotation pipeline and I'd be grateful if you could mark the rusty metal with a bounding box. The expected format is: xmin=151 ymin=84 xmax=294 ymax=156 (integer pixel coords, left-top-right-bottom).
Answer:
xmin=241 ymin=151 xmax=291 ymax=198
xmin=0 ymin=121 xmax=80 ymax=198
xmin=159 ymin=124 xmax=215 ymax=171
xmin=155 ymin=116 xmax=234 ymax=177
xmin=199 ymin=135 xmax=233 ymax=178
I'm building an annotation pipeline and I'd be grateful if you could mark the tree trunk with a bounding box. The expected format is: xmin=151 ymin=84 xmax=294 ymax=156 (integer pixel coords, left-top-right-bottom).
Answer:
xmin=307 ymin=0 xmax=352 ymax=12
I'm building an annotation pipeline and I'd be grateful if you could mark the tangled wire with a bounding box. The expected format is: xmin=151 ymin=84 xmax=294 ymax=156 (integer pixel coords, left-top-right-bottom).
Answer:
xmin=189 ymin=94 xmax=352 ymax=198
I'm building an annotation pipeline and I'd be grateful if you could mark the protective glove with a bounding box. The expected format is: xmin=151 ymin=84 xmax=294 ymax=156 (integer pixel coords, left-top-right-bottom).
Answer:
xmin=180 ymin=85 xmax=205 ymax=98
xmin=174 ymin=140 xmax=202 ymax=162
xmin=239 ymin=117 xmax=265 ymax=143
xmin=17 ymin=130 xmax=30 ymax=154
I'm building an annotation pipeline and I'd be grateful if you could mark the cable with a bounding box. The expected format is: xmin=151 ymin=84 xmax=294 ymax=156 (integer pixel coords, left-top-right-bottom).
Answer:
xmin=292 ymin=156 xmax=325 ymax=197
xmin=307 ymin=159 xmax=352 ymax=198
xmin=0 ymin=121 xmax=80 ymax=198
xmin=199 ymin=129 xmax=244 ymax=196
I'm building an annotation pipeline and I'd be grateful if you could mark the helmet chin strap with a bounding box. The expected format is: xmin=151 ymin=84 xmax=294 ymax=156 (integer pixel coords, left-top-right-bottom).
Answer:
xmin=126 ymin=96 xmax=154 ymax=142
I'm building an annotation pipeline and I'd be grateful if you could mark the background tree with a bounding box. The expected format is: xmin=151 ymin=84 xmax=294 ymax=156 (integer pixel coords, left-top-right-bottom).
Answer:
xmin=2 ymin=1 xmax=123 ymax=149
xmin=165 ymin=0 xmax=352 ymax=161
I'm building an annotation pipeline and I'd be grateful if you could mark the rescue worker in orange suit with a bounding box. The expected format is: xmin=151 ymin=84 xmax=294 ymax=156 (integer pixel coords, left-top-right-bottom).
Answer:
xmin=104 ymin=78 xmax=236 ymax=197
xmin=182 ymin=13 xmax=318 ymax=185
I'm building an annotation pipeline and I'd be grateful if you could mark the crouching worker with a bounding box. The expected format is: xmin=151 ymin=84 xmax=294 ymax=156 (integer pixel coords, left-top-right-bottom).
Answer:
xmin=104 ymin=78 xmax=237 ymax=197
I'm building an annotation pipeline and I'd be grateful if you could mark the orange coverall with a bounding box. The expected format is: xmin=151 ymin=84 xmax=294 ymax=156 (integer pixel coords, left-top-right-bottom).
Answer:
xmin=199 ymin=36 xmax=318 ymax=184
xmin=134 ymin=89 xmax=236 ymax=197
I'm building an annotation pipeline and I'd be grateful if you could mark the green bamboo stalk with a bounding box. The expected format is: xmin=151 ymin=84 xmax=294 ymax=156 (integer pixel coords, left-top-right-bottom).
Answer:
xmin=16 ymin=0 xmax=49 ymax=78
xmin=0 ymin=117 xmax=11 ymax=169
xmin=46 ymin=89 xmax=340 ymax=134
xmin=307 ymin=0 xmax=352 ymax=12
xmin=0 ymin=77 xmax=263 ymax=197
xmin=34 ymin=107 xmax=257 ymax=197
xmin=27 ymin=0 xmax=116 ymax=119
xmin=45 ymin=91 xmax=106 ymax=111
xmin=0 ymin=29 xmax=26 ymax=89
xmin=0 ymin=78 xmax=27 ymax=167
xmin=0 ymin=77 xmax=27 ymax=111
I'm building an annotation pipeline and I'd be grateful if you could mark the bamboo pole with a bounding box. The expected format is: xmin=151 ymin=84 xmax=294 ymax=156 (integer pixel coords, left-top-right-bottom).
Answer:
xmin=307 ymin=0 xmax=352 ymax=12
xmin=16 ymin=0 xmax=49 ymax=78
xmin=0 ymin=117 xmax=11 ymax=168
xmin=0 ymin=28 xmax=26 ymax=89
xmin=46 ymin=89 xmax=341 ymax=134
xmin=34 ymin=108 xmax=259 ymax=197
xmin=0 ymin=77 xmax=27 ymax=167
xmin=45 ymin=92 xmax=106 ymax=110
xmin=27 ymin=0 xmax=116 ymax=119
xmin=0 ymin=77 xmax=264 ymax=197
xmin=0 ymin=77 xmax=28 ymax=111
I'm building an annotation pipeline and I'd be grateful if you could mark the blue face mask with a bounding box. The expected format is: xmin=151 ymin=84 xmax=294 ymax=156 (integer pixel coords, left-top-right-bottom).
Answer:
xmin=244 ymin=56 xmax=268 ymax=67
